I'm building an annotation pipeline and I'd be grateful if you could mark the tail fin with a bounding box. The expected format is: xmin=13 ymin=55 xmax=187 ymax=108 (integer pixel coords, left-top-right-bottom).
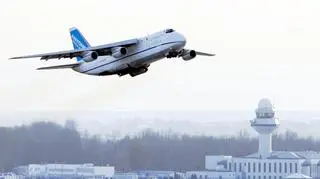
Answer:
xmin=69 ymin=27 xmax=91 ymax=61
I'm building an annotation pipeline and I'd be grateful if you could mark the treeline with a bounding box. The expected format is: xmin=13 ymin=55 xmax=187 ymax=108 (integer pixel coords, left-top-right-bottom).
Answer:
xmin=0 ymin=121 xmax=320 ymax=172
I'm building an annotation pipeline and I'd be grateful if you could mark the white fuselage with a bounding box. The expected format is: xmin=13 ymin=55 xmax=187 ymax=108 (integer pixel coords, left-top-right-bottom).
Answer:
xmin=72 ymin=30 xmax=186 ymax=76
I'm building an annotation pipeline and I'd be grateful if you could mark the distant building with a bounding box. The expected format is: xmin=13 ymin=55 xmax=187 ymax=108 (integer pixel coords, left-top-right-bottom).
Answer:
xmin=185 ymin=170 xmax=237 ymax=179
xmin=0 ymin=173 xmax=23 ymax=179
xmin=284 ymin=173 xmax=312 ymax=179
xmin=114 ymin=172 xmax=138 ymax=179
xmin=114 ymin=171 xmax=184 ymax=179
xmin=13 ymin=163 xmax=114 ymax=179
xmin=205 ymin=99 xmax=320 ymax=179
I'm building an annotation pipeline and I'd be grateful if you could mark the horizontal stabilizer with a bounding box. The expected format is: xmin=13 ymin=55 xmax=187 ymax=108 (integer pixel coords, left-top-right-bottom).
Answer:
xmin=37 ymin=63 xmax=80 ymax=70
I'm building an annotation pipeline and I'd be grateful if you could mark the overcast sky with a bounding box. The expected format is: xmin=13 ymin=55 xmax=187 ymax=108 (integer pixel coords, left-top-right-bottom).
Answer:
xmin=1 ymin=0 xmax=320 ymax=112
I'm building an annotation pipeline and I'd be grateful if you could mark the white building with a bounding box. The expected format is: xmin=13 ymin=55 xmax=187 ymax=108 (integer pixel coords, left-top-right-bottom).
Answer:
xmin=0 ymin=173 xmax=24 ymax=179
xmin=114 ymin=171 xmax=185 ymax=179
xmin=185 ymin=170 xmax=237 ymax=179
xmin=284 ymin=173 xmax=312 ymax=179
xmin=114 ymin=172 xmax=138 ymax=179
xmin=205 ymin=99 xmax=320 ymax=179
xmin=13 ymin=163 xmax=114 ymax=179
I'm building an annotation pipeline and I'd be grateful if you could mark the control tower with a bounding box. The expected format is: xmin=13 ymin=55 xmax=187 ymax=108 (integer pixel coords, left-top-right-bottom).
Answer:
xmin=250 ymin=98 xmax=280 ymax=159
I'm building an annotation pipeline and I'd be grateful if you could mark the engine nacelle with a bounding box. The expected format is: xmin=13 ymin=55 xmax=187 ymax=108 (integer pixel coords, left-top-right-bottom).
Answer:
xmin=82 ymin=51 xmax=98 ymax=62
xmin=182 ymin=50 xmax=196 ymax=61
xmin=112 ymin=47 xmax=127 ymax=58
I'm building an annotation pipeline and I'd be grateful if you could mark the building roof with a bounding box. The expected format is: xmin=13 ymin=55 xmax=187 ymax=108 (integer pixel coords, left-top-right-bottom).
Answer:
xmin=238 ymin=151 xmax=320 ymax=159
xmin=284 ymin=173 xmax=312 ymax=179
xmin=295 ymin=151 xmax=320 ymax=159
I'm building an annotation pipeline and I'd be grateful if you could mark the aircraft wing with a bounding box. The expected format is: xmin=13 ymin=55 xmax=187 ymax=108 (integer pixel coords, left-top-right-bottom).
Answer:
xmin=37 ymin=63 xmax=81 ymax=70
xmin=9 ymin=39 xmax=139 ymax=60
xmin=181 ymin=49 xmax=215 ymax=57
xmin=195 ymin=51 xmax=215 ymax=56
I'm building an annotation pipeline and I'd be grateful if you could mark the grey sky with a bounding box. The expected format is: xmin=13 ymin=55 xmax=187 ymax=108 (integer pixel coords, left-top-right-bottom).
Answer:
xmin=1 ymin=0 xmax=320 ymax=111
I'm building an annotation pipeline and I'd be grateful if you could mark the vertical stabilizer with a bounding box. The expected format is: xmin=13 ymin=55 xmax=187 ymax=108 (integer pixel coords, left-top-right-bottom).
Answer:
xmin=69 ymin=27 xmax=91 ymax=61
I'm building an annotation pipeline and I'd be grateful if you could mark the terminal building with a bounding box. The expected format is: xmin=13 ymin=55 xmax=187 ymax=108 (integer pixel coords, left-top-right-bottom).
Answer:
xmin=13 ymin=163 xmax=114 ymax=179
xmin=114 ymin=171 xmax=185 ymax=179
xmin=201 ymin=99 xmax=320 ymax=179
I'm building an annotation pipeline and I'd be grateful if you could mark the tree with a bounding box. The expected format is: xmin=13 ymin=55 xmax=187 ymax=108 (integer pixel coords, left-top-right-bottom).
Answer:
xmin=1 ymin=122 xmax=320 ymax=172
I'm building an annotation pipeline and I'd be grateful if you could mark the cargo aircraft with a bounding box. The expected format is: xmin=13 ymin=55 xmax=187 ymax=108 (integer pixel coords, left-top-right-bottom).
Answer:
xmin=10 ymin=28 xmax=214 ymax=77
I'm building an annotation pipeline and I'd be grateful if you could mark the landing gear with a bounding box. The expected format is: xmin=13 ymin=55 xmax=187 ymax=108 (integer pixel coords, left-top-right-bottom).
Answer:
xmin=117 ymin=66 xmax=149 ymax=77
xmin=117 ymin=72 xmax=127 ymax=77
xmin=129 ymin=67 xmax=148 ymax=77
xmin=166 ymin=51 xmax=179 ymax=58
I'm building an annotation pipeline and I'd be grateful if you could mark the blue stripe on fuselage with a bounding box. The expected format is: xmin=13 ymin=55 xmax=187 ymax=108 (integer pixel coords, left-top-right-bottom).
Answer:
xmin=82 ymin=41 xmax=184 ymax=73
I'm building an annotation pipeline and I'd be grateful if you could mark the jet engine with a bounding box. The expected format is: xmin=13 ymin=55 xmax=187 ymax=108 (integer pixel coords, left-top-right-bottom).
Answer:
xmin=81 ymin=51 xmax=98 ymax=62
xmin=182 ymin=50 xmax=196 ymax=61
xmin=112 ymin=47 xmax=127 ymax=58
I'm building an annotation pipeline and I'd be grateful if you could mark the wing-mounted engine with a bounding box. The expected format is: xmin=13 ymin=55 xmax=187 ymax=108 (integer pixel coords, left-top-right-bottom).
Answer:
xmin=81 ymin=51 xmax=98 ymax=62
xmin=181 ymin=49 xmax=196 ymax=61
xmin=111 ymin=47 xmax=127 ymax=58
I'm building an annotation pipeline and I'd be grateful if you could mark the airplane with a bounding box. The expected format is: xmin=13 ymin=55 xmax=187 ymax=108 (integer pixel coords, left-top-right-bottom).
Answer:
xmin=9 ymin=28 xmax=215 ymax=77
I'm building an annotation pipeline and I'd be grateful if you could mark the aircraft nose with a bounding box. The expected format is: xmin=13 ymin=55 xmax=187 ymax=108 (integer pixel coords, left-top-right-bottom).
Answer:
xmin=180 ymin=34 xmax=187 ymax=44
xmin=179 ymin=33 xmax=186 ymax=45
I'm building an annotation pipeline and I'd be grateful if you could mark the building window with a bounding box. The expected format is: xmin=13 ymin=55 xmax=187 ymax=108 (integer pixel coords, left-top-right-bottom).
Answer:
xmin=274 ymin=176 xmax=277 ymax=179
xmin=295 ymin=163 xmax=298 ymax=173
xmin=253 ymin=176 xmax=256 ymax=179
xmin=240 ymin=163 xmax=242 ymax=172
xmin=269 ymin=176 xmax=271 ymax=179
xmin=229 ymin=163 xmax=232 ymax=170
xmin=259 ymin=176 xmax=261 ymax=179
xmin=248 ymin=163 xmax=251 ymax=173
xmin=248 ymin=176 xmax=251 ymax=179
xmin=289 ymin=163 xmax=292 ymax=173
xmin=264 ymin=163 xmax=266 ymax=173
xmin=269 ymin=163 xmax=271 ymax=173
xmin=263 ymin=176 xmax=266 ymax=179
xmin=219 ymin=176 xmax=222 ymax=179
xmin=279 ymin=176 xmax=282 ymax=179
xmin=253 ymin=163 xmax=256 ymax=172
xmin=285 ymin=163 xmax=287 ymax=173
xmin=279 ymin=163 xmax=282 ymax=173
xmin=234 ymin=163 xmax=237 ymax=172
xmin=274 ymin=163 xmax=277 ymax=173
xmin=259 ymin=163 xmax=261 ymax=172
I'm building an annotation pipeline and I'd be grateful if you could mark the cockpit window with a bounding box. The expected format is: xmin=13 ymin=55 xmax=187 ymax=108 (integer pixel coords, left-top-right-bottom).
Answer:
xmin=165 ymin=29 xmax=174 ymax=33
